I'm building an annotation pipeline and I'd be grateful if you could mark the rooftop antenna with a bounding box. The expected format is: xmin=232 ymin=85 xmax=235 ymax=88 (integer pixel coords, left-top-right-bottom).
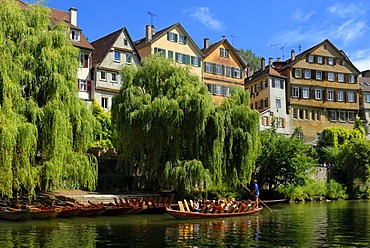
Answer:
xmin=230 ymin=34 xmax=235 ymax=45
xmin=280 ymin=43 xmax=287 ymax=60
xmin=148 ymin=11 xmax=158 ymax=26
xmin=271 ymin=43 xmax=281 ymax=59
xmin=298 ymin=44 xmax=302 ymax=53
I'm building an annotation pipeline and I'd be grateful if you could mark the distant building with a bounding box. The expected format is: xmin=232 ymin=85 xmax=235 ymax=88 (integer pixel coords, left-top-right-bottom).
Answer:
xmin=359 ymin=70 xmax=370 ymax=139
xmin=49 ymin=7 xmax=95 ymax=102
xmin=246 ymin=58 xmax=289 ymax=135
xmin=201 ymin=38 xmax=247 ymax=103
xmin=278 ymin=39 xmax=360 ymax=144
xmin=91 ymin=27 xmax=141 ymax=110
xmin=134 ymin=23 xmax=203 ymax=80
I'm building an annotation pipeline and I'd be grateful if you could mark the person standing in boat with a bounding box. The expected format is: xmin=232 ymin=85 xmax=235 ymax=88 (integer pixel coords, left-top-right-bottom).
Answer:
xmin=250 ymin=179 xmax=259 ymax=209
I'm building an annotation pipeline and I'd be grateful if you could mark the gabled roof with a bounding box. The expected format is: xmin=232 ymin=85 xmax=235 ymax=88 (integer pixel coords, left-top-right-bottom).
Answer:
xmin=362 ymin=70 xmax=370 ymax=77
xmin=279 ymin=39 xmax=359 ymax=73
xmin=134 ymin=22 xmax=202 ymax=55
xmin=247 ymin=64 xmax=285 ymax=83
xmin=49 ymin=8 xmax=94 ymax=51
xmin=201 ymin=38 xmax=247 ymax=68
xmin=91 ymin=27 xmax=141 ymax=66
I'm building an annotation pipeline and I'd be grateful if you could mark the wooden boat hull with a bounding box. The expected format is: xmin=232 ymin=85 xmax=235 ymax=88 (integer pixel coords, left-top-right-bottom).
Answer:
xmin=0 ymin=209 xmax=33 ymax=221
xmin=166 ymin=206 xmax=263 ymax=220
xmin=101 ymin=206 xmax=134 ymax=216
xmin=31 ymin=208 xmax=62 ymax=219
xmin=58 ymin=206 xmax=80 ymax=218
xmin=78 ymin=206 xmax=107 ymax=217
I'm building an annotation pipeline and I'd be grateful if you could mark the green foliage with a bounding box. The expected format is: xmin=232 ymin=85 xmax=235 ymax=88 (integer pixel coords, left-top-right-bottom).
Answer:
xmin=0 ymin=0 xmax=98 ymax=198
xmin=255 ymin=129 xmax=317 ymax=191
xmin=90 ymin=99 xmax=113 ymax=148
xmin=319 ymin=126 xmax=365 ymax=148
xmin=327 ymin=179 xmax=347 ymax=200
xmin=238 ymin=49 xmax=261 ymax=72
xmin=112 ymin=56 xmax=260 ymax=194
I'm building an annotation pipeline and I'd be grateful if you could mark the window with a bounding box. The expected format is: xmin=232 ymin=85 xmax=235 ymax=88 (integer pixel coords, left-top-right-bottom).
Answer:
xmin=347 ymin=91 xmax=354 ymax=102
xmin=233 ymin=68 xmax=241 ymax=78
xmin=79 ymin=80 xmax=87 ymax=92
xmin=262 ymin=116 xmax=268 ymax=126
xmin=327 ymin=90 xmax=334 ymax=101
xmin=111 ymin=73 xmax=117 ymax=82
xmin=328 ymin=57 xmax=335 ymax=65
xmin=276 ymin=98 xmax=281 ymax=108
xmin=341 ymin=60 xmax=346 ymax=66
xmin=154 ymin=47 xmax=166 ymax=56
xmin=215 ymin=85 xmax=222 ymax=95
xmin=328 ymin=72 xmax=334 ymax=82
xmin=330 ymin=111 xmax=337 ymax=121
xmin=292 ymin=87 xmax=299 ymax=98
xmin=168 ymin=32 xmax=177 ymax=42
xmin=100 ymin=71 xmax=106 ymax=80
xmin=311 ymin=110 xmax=316 ymax=120
xmin=315 ymin=89 xmax=322 ymax=100
xmin=114 ymin=51 xmax=120 ymax=62
xmin=273 ymin=78 xmax=280 ymax=88
xmin=101 ymin=97 xmax=108 ymax=109
xmin=215 ymin=64 xmax=223 ymax=75
xmin=220 ymin=48 xmax=229 ymax=58
xmin=121 ymin=74 xmax=124 ymax=83
xmin=205 ymin=63 xmax=212 ymax=73
xmin=226 ymin=66 xmax=232 ymax=77
xmin=191 ymin=56 xmax=200 ymax=67
xmin=316 ymin=110 xmax=321 ymax=120
xmin=316 ymin=71 xmax=322 ymax=80
xmin=168 ymin=50 xmax=174 ymax=60
xmin=295 ymin=69 xmax=302 ymax=78
xmin=305 ymin=109 xmax=309 ymax=120
xmin=302 ymin=88 xmax=310 ymax=99
xmin=263 ymin=98 xmax=268 ymax=108
xmin=337 ymin=91 xmax=344 ymax=102
xmin=123 ymin=38 xmax=128 ymax=46
xmin=366 ymin=94 xmax=370 ymax=103
xmin=308 ymin=55 xmax=314 ymax=63
xmin=339 ymin=111 xmax=346 ymax=122
xmin=263 ymin=80 xmax=268 ymax=89
xmin=225 ymin=87 xmax=231 ymax=96
xmin=304 ymin=70 xmax=311 ymax=79
xmin=179 ymin=35 xmax=187 ymax=44
xmin=338 ymin=73 xmax=344 ymax=82
xmin=70 ymin=29 xmax=80 ymax=41
xmin=277 ymin=118 xmax=283 ymax=128
xmin=125 ymin=53 xmax=132 ymax=63
xmin=317 ymin=56 xmax=323 ymax=64
xmin=349 ymin=75 xmax=355 ymax=83
xmin=293 ymin=108 xmax=298 ymax=119
xmin=299 ymin=109 xmax=304 ymax=119
xmin=175 ymin=53 xmax=183 ymax=63
xmin=79 ymin=54 xmax=89 ymax=68
xmin=348 ymin=112 xmax=355 ymax=122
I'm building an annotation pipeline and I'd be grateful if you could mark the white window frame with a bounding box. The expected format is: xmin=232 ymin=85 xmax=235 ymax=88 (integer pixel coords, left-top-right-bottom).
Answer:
xmin=349 ymin=75 xmax=355 ymax=83
xmin=233 ymin=68 xmax=241 ymax=78
xmin=262 ymin=116 xmax=268 ymax=126
xmin=339 ymin=111 xmax=346 ymax=122
xmin=337 ymin=91 xmax=344 ymax=102
xmin=273 ymin=78 xmax=281 ymax=89
xmin=316 ymin=71 xmax=322 ymax=80
xmin=328 ymin=57 xmax=334 ymax=65
xmin=215 ymin=64 xmax=223 ymax=75
xmin=302 ymin=87 xmax=310 ymax=99
xmin=225 ymin=87 xmax=231 ymax=97
xmin=328 ymin=72 xmax=334 ymax=82
xmin=226 ymin=66 xmax=232 ymax=77
xmin=292 ymin=87 xmax=299 ymax=98
xmin=215 ymin=85 xmax=222 ymax=96
xmin=317 ymin=56 xmax=323 ymax=64
xmin=366 ymin=93 xmax=370 ymax=103
xmin=125 ymin=53 xmax=132 ymax=64
xmin=295 ymin=69 xmax=302 ymax=78
xmin=193 ymin=57 xmax=199 ymax=67
xmin=348 ymin=112 xmax=355 ymax=122
xmin=293 ymin=108 xmax=298 ymax=119
xmin=276 ymin=98 xmax=281 ymax=109
xmin=111 ymin=72 xmax=117 ymax=83
xmin=330 ymin=111 xmax=337 ymax=121
xmin=177 ymin=53 xmax=183 ymax=63
xmin=179 ymin=35 xmax=186 ymax=44
xmin=315 ymin=88 xmax=322 ymax=100
xmin=79 ymin=79 xmax=87 ymax=92
xmin=327 ymin=90 xmax=334 ymax=101
xmin=100 ymin=71 xmax=106 ymax=81
xmin=338 ymin=73 xmax=344 ymax=82
xmin=101 ymin=97 xmax=108 ymax=109
xmin=205 ymin=63 xmax=212 ymax=73
xmin=114 ymin=51 xmax=120 ymax=62
xmin=304 ymin=69 xmax=311 ymax=79
xmin=70 ymin=29 xmax=80 ymax=41
xmin=308 ymin=55 xmax=314 ymax=63
xmin=347 ymin=91 xmax=354 ymax=102
xmin=169 ymin=32 xmax=176 ymax=42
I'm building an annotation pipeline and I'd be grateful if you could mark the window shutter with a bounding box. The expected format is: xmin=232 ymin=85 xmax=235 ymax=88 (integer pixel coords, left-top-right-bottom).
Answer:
xmin=311 ymin=70 xmax=315 ymax=80
xmin=154 ymin=47 xmax=158 ymax=53
xmin=311 ymin=88 xmax=315 ymax=99
xmin=344 ymin=91 xmax=347 ymax=102
xmin=204 ymin=62 xmax=207 ymax=72
xmin=198 ymin=58 xmax=201 ymax=67
xmin=282 ymin=118 xmax=286 ymax=128
xmin=322 ymin=88 xmax=326 ymax=100
xmin=213 ymin=63 xmax=216 ymax=74
xmin=87 ymin=80 xmax=92 ymax=92
xmin=168 ymin=50 xmax=173 ymax=59
xmin=261 ymin=116 xmax=264 ymax=125
xmin=191 ymin=56 xmax=195 ymax=65
xmin=280 ymin=79 xmax=284 ymax=89
xmin=175 ymin=52 xmax=179 ymax=62
xmin=292 ymin=68 xmax=296 ymax=78
xmin=306 ymin=55 xmax=309 ymax=62
xmin=354 ymin=92 xmax=357 ymax=103
xmin=333 ymin=58 xmax=336 ymax=65
xmin=299 ymin=88 xmax=303 ymax=99
xmin=184 ymin=36 xmax=187 ymax=45
xmin=77 ymin=79 xmax=80 ymax=91
xmin=267 ymin=117 xmax=271 ymax=126
xmin=167 ymin=32 xmax=170 ymax=41
xmin=334 ymin=90 xmax=338 ymax=102
xmin=161 ymin=49 xmax=166 ymax=57
xmin=272 ymin=79 xmax=275 ymax=88
xmin=174 ymin=34 xmax=178 ymax=42
xmin=84 ymin=54 xmax=89 ymax=68
xmin=184 ymin=54 xmax=190 ymax=65
xmin=222 ymin=65 xmax=225 ymax=75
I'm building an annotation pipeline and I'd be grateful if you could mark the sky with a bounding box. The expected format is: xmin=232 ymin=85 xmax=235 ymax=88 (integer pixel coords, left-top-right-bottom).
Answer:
xmin=43 ymin=0 xmax=369 ymax=71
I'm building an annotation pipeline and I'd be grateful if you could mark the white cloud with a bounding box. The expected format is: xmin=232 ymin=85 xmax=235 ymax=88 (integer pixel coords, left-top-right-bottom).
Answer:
xmin=188 ymin=7 xmax=224 ymax=31
xmin=331 ymin=19 xmax=367 ymax=43
xmin=327 ymin=3 xmax=366 ymax=18
xmin=350 ymin=48 xmax=370 ymax=71
xmin=293 ymin=9 xmax=314 ymax=22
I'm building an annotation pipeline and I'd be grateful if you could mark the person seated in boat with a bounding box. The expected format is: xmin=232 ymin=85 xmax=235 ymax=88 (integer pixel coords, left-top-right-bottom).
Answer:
xmin=205 ymin=201 xmax=213 ymax=212
xmin=244 ymin=199 xmax=253 ymax=212
xmin=193 ymin=199 xmax=200 ymax=212
xmin=240 ymin=201 xmax=247 ymax=212
xmin=223 ymin=201 xmax=232 ymax=213
xmin=230 ymin=201 xmax=238 ymax=212
xmin=215 ymin=200 xmax=224 ymax=213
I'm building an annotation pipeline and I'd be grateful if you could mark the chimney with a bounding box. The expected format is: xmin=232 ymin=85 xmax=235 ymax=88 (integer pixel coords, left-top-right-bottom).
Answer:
xmin=277 ymin=57 xmax=281 ymax=62
xmin=246 ymin=64 xmax=251 ymax=78
xmin=204 ymin=38 xmax=209 ymax=50
xmin=146 ymin=25 xmax=154 ymax=42
xmin=269 ymin=57 xmax=273 ymax=66
xmin=291 ymin=49 xmax=295 ymax=61
xmin=261 ymin=57 xmax=265 ymax=70
xmin=69 ymin=7 xmax=77 ymax=26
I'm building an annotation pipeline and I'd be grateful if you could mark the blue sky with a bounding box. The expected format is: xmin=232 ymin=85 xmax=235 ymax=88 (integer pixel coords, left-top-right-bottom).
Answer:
xmin=44 ymin=0 xmax=369 ymax=71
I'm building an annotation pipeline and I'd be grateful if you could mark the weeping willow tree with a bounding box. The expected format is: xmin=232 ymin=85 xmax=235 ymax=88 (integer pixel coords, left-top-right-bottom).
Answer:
xmin=112 ymin=55 xmax=261 ymax=195
xmin=0 ymin=0 xmax=98 ymax=198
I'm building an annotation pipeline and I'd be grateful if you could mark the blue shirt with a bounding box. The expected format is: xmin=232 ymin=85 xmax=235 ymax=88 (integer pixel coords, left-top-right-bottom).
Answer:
xmin=253 ymin=183 xmax=259 ymax=197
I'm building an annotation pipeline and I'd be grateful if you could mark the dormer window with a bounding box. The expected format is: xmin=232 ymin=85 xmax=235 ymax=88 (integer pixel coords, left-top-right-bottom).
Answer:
xmin=70 ymin=29 xmax=80 ymax=41
xmin=308 ymin=55 xmax=314 ymax=63
xmin=220 ymin=48 xmax=229 ymax=58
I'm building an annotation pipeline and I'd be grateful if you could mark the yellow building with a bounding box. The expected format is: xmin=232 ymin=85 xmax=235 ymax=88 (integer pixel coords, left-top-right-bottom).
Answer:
xmin=201 ymin=38 xmax=247 ymax=102
xmin=134 ymin=23 xmax=203 ymax=79
xmin=278 ymin=39 xmax=360 ymax=143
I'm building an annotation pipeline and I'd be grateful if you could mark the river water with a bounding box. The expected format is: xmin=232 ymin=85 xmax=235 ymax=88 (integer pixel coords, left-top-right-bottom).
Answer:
xmin=0 ymin=200 xmax=369 ymax=247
